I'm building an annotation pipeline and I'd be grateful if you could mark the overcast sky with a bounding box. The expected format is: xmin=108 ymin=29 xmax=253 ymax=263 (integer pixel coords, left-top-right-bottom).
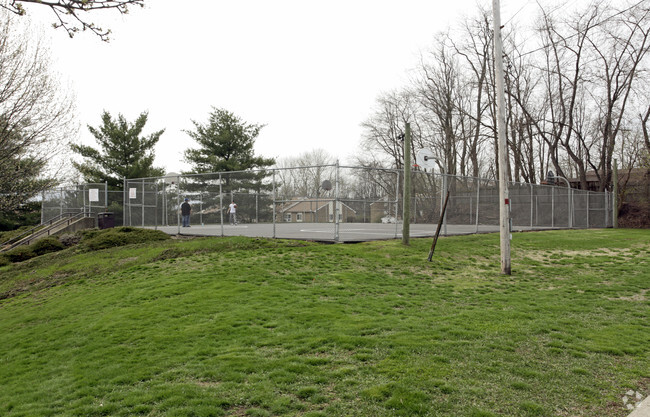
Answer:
xmin=23 ymin=0 xmax=543 ymax=175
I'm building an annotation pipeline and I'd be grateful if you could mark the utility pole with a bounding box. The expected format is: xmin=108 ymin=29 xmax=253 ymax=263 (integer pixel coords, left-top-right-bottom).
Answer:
xmin=493 ymin=0 xmax=511 ymax=274
xmin=613 ymin=159 xmax=618 ymax=228
xmin=402 ymin=123 xmax=411 ymax=245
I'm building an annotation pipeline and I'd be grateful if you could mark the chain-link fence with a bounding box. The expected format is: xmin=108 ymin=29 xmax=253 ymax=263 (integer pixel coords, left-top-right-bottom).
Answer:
xmin=123 ymin=170 xmax=275 ymax=228
xmin=116 ymin=165 xmax=613 ymax=242
xmin=42 ymin=166 xmax=612 ymax=241
xmin=41 ymin=183 xmax=124 ymax=226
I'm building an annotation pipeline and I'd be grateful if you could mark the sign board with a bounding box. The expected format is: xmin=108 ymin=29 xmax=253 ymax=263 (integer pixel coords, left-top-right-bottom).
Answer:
xmin=89 ymin=188 xmax=99 ymax=202
xmin=129 ymin=188 xmax=137 ymax=199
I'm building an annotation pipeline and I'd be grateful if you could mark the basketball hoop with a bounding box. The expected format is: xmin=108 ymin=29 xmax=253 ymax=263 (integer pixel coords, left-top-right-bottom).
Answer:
xmin=415 ymin=149 xmax=437 ymax=170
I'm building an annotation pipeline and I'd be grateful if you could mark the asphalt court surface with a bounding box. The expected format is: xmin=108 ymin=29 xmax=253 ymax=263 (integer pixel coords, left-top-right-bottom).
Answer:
xmin=151 ymin=222 xmax=521 ymax=242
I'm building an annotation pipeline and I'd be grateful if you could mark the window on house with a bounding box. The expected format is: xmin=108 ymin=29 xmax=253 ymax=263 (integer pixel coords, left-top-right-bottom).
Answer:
xmin=296 ymin=213 xmax=303 ymax=222
xmin=284 ymin=213 xmax=292 ymax=222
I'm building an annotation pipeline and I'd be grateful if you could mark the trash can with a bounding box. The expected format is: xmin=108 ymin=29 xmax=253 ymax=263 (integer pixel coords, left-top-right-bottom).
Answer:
xmin=97 ymin=212 xmax=115 ymax=229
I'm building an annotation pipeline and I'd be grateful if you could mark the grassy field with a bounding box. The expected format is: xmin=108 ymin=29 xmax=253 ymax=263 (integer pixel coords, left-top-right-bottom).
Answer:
xmin=0 ymin=229 xmax=648 ymax=417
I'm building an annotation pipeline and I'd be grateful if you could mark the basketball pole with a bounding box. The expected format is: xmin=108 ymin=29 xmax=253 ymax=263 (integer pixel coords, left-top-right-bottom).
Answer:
xmin=493 ymin=0 xmax=512 ymax=275
xmin=428 ymin=188 xmax=450 ymax=261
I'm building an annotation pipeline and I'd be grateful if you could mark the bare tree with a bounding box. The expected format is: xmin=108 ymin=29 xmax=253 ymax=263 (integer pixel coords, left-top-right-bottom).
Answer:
xmin=415 ymin=41 xmax=463 ymax=176
xmin=641 ymin=105 xmax=650 ymax=165
xmin=503 ymin=25 xmax=546 ymax=184
xmin=526 ymin=3 xmax=599 ymax=189
xmin=1 ymin=0 xmax=144 ymax=41
xmin=506 ymin=1 xmax=650 ymax=190
xmin=0 ymin=13 xmax=75 ymax=212
xmin=359 ymin=89 xmax=421 ymax=170
xmin=585 ymin=1 xmax=650 ymax=190
xmin=275 ymin=149 xmax=337 ymax=198
xmin=447 ymin=9 xmax=494 ymax=179
xmin=358 ymin=0 xmax=650 ymax=193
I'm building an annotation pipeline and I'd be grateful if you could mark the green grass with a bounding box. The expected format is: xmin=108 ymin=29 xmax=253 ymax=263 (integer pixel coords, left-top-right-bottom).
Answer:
xmin=0 ymin=229 xmax=648 ymax=416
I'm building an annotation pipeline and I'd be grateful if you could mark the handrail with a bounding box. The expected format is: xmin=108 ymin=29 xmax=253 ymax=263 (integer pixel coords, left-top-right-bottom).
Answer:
xmin=0 ymin=211 xmax=91 ymax=250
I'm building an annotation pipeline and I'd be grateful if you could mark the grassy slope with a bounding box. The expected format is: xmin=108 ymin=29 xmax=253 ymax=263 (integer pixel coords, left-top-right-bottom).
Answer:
xmin=0 ymin=230 xmax=648 ymax=417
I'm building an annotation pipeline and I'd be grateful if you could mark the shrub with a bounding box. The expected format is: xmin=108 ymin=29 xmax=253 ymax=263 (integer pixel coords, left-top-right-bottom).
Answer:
xmin=0 ymin=255 xmax=9 ymax=267
xmin=58 ymin=233 xmax=82 ymax=247
xmin=5 ymin=246 xmax=36 ymax=263
xmin=0 ymin=225 xmax=39 ymax=245
xmin=0 ymin=202 xmax=41 ymax=232
xmin=79 ymin=229 xmax=101 ymax=241
xmin=82 ymin=227 xmax=170 ymax=251
xmin=31 ymin=237 xmax=65 ymax=256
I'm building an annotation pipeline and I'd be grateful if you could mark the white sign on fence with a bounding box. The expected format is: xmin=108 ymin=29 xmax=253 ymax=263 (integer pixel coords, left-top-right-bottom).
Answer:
xmin=129 ymin=188 xmax=137 ymax=199
xmin=89 ymin=188 xmax=99 ymax=202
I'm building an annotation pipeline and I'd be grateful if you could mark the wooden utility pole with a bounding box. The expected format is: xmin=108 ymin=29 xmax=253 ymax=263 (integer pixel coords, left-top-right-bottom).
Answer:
xmin=613 ymin=159 xmax=618 ymax=228
xmin=402 ymin=123 xmax=411 ymax=245
xmin=493 ymin=0 xmax=511 ymax=274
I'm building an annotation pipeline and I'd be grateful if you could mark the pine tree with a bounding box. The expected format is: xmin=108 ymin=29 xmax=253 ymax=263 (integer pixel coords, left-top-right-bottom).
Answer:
xmin=183 ymin=107 xmax=276 ymax=222
xmin=72 ymin=111 xmax=165 ymax=189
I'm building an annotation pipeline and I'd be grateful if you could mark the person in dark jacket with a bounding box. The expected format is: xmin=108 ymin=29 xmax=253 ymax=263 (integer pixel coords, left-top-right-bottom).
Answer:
xmin=181 ymin=198 xmax=191 ymax=227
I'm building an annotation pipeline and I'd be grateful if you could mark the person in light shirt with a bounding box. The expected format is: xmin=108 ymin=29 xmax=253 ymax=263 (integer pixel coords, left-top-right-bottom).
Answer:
xmin=228 ymin=201 xmax=237 ymax=225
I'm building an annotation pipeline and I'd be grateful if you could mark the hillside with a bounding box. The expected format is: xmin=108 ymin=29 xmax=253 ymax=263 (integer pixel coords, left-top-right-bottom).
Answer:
xmin=1 ymin=231 xmax=648 ymax=416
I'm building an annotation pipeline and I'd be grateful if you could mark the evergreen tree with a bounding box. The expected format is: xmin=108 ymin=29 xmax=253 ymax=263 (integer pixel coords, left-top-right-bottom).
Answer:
xmin=183 ymin=107 xmax=276 ymax=223
xmin=0 ymin=120 xmax=57 ymax=213
xmin=184 ymin=107 xmax=275 ymax=174
xmin=72 ymin=111 xmax=165 ymax=189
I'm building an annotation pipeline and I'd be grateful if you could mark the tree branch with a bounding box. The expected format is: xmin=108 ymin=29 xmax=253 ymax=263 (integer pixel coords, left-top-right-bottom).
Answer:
xmin=1 ymin=0 xmax=145 ymax=41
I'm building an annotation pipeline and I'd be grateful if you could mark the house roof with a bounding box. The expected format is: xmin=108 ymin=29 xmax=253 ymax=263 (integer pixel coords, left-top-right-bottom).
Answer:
xmin=569 ymin=168 xmax=649 ymax=185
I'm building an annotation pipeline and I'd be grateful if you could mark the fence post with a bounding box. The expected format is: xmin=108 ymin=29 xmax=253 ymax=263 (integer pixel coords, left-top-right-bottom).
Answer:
xmin=475 ymin=178 xmax=480 ymax=233
xmin=141 ymin=179 xmax=145 ymax=227
xmin=177 ymin=178 xmax=181 ymax=235
xmin=335 ymin=160 xmax=340 ymax=242
xmin=163 ymin=180 xmax=168 ymax=226
xmin=443 ymin=174 xmax=448 ymax=236
xmin=569 ymin=187 xmax=573 ymax=228
xmin=395 ymin=170 xmax=400 ymax=239
xmin=605 ymin=190 xmax=609 ymax=227
xmin=255 ymin=191 xmax=259 ymax=224
xmin=154 ymin=182 xmax=158 ymax=230
xmin=123 ymin=178 xmax=126 ymax=226
xmin=272 ymin=170 xmax=276 ymax=239
xmin=41 ymin=191 xmax=45 ymax=225
xmin=219 ymin=173 xmax=224 ymax=237
xmin=402 ymin=123 xmax=411 ymax=245
xmin=530 ymin=183 xmax=534 ymax=229
xmin=551 ymin=187 xmax=555 ymax=228
xmin=587 ymin=191 xmax=590 ymax=228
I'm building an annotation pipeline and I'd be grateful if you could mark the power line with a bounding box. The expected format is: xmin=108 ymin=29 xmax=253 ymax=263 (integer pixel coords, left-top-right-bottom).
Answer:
xmin=502 ymin=0 xmax=536 ymax=27
xmin=502 ymin=0 xmax=582 ymax=27
xmin=515 ymin=0 xmax=647 ymax=58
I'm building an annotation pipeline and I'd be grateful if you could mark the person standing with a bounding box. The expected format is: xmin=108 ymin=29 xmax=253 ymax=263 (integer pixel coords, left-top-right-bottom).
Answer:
xmin=228 ymin=201 xmax=237 ymax=225
xmin=181 ymin=198 xmax=191 ymax=227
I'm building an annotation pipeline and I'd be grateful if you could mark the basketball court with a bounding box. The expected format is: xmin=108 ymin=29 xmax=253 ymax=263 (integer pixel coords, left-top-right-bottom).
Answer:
xmin=151 ymin=222 xmax=536 ymax=242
